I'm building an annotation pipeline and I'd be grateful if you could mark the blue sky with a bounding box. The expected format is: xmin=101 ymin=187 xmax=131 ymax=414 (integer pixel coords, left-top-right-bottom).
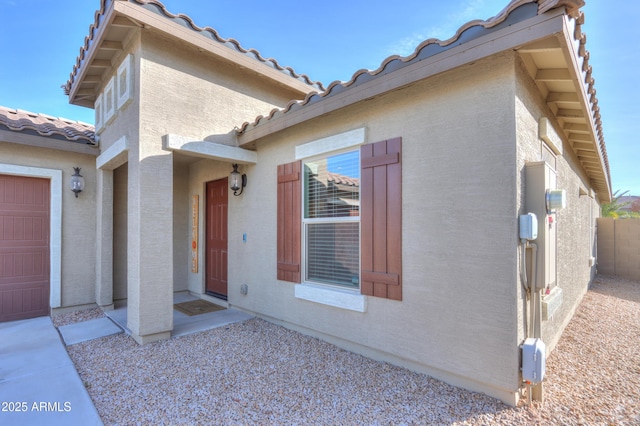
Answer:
xmin=1 ymin=0 xmax=638 ymax=196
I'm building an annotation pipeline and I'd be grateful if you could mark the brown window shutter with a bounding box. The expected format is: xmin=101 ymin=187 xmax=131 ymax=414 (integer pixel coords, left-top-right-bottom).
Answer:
xmin=361 ymin=137 xmax=402 ymax=300
xmin=277 ymin=161 xmax=302 ymax=282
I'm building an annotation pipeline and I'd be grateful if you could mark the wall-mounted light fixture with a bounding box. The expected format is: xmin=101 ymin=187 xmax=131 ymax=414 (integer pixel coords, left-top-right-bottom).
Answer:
xmin=70 ymin=167 xmax=85 ymax=198
xmin=230 ymin=164 xmax=246 ymax=196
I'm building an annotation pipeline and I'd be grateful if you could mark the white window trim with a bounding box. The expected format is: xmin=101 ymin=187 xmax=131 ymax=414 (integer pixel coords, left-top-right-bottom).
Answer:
xmin=295 ymin=283 xmax=366 ymax=312
xmin=0 ymin=164 xmax=62 ymax=308
xmin=295 ymin=127 xmax=365 ymax=160
xmin=295 ymin=128 xmax=367 ymax=312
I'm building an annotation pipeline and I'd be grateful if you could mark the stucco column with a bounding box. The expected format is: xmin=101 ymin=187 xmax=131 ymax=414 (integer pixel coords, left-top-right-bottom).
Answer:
xmin=95 ymin=169 xmax=114 ymax=309
xmin=127 ymin=150 xmax=174 ymax=344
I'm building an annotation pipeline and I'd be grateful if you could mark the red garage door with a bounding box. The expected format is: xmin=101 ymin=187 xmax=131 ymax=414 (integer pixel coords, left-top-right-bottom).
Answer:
xmin=0 ymin=175 xmax=50 ymax=322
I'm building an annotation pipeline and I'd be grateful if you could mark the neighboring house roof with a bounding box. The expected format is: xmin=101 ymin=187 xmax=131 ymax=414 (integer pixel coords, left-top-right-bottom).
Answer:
xmin=0 ymin=105 xmax=95 ymax=144
xmin=618 ymin=196 xmax=640 ymax=211
xmin=64 ymin=0 xmax=323 ymax=107
xmin=327 ymin=172 xmax=359 ymax=188
xmin=235 ymin=0 xmax=611 ymax=202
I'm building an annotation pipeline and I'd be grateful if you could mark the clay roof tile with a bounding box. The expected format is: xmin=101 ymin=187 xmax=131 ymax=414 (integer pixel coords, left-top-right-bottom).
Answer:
xmin=64 ymin=0 xmax=323 ymax=96
xmin=0 ymin=105 xmax=96 ymax=144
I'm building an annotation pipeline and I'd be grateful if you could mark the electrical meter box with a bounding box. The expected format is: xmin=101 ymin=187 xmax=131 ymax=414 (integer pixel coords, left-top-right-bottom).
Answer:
xmin=522 ymin=338 xmax=546 ymax=383
xmin=525 ymin=162 xmax=559 ymax=291
xmin=519 ymin=213 xmax=538 ymax=241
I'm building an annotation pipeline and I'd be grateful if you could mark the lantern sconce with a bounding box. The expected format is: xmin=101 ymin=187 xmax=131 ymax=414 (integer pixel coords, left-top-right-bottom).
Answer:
xmin=230 ymin=164 xmax=247 ymax=196
xmin=70 ymin=167 xmax=85 ymax=198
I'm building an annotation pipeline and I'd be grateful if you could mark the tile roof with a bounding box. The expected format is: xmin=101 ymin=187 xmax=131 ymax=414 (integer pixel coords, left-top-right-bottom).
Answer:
xmin=233 ymin=0 xmax=610 ymax=200
xmin=0 ymin=106 xmax=95 ymax=144
xmin=236 ymin=0 xmax=585 ymax=134
xmin=327 ymin=172 xmax=359 ymax=187
xmin=63 ymin=0 xmax=324 ymax=97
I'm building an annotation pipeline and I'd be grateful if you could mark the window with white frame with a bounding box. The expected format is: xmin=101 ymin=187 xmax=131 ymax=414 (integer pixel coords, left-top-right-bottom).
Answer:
xmin=303 ymin=150 xmax=360 ymax=289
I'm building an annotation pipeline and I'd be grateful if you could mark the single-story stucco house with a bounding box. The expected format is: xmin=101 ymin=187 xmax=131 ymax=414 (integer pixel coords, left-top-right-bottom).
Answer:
xmin=0 ymin=0 xmax=610 ymax=405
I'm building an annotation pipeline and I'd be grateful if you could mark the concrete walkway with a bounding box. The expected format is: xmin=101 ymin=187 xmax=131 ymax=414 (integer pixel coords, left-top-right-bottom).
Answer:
xmin=58 ymin=317 xmax=122 ymax=345
xmin=0 ymin=316 xmax=103 ymax=425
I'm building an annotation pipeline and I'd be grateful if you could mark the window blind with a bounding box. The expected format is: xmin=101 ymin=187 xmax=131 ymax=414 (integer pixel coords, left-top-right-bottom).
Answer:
xmin=306 ymin=222 xmax=359 ymax=287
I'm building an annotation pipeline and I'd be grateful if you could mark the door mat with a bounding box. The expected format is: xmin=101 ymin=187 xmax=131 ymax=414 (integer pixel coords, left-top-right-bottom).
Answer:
xmin=174 ymin=300 xmax=225 ymax=316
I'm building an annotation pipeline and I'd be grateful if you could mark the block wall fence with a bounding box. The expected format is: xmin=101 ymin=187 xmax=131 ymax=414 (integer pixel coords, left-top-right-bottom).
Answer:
xmin=597 ymin=218 xmax=640 ymax=281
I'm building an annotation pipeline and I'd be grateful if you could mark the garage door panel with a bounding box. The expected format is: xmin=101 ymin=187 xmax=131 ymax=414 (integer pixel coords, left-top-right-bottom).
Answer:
xmin=0 ymin=178 xmax=47 ymax=205
xmin=0 ymin=215 xmax=48 ymax=244
xmin=0 ymin=175 xmax=50 ymax=322
xmin=0 ymin=282 xmax=49 ymax=322
xmin=1 ymin=250 xmax=48 ymax=281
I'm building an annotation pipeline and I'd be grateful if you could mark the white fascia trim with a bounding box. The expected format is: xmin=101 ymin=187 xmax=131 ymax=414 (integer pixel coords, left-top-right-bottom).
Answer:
xmin=163 ymin=134 xmax=258 ymax=164
xmin=295 ymin=128 xmax=366 ymax=160
xmin=96 ymin=136 xmax=129 ymax=170
xmin=295 ymin=283 xmax=367 ymax=312
xmin=0 ymin=164 xmax=62 ymax=308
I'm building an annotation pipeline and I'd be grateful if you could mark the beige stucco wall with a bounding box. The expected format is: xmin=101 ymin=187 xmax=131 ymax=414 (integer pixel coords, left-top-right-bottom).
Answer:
xmin=222 ymin=52 xmax=521 ymax=403
xmin=0 ymin=141 xmax=98 ymax=308
xmin=138 ymin=31 xmax=306 ymax=145
xmin=514 ymin=55 xmax=599 ymax=353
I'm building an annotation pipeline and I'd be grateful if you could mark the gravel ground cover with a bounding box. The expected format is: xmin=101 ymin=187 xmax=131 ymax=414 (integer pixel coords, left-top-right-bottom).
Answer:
xmin=52 ymin=306 xmax=105 ymax=327
xmin=63 ymin=275 xmax=639 ymax=425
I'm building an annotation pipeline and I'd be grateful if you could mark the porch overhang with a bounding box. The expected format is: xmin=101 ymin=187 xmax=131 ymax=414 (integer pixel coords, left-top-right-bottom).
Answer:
xmin=96 ymin=135 xmax=129 ymax=170
xmin=163 ymin=134 xmax=257 ymax=164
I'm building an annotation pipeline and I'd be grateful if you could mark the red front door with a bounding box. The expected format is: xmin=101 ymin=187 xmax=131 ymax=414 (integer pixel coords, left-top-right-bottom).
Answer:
xmin=0 ymin=175 xmax=50 ymax=322
xmin=205 ymin=178 xmax=228 ymax=299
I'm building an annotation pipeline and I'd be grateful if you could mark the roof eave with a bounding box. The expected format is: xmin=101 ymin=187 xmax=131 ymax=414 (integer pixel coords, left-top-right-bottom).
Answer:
xmin=517 ymin=12 xmax=611 ymax=201
xmin=66 ymin=0 xmax=321 ymax=107
xmin=237 ymin=8 xmax=566 ymax=146
xmin=66 ymin=1 xmax=120 ymax=108
xmin=0 ymin=129 xmax=99 ymax=156
xmin=237 ymin=4 xmax=611 ymax=202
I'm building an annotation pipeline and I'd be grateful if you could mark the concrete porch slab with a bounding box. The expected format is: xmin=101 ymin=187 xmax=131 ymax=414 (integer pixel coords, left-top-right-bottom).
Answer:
xmin=105 ymin=293 xmax=253 ymax=339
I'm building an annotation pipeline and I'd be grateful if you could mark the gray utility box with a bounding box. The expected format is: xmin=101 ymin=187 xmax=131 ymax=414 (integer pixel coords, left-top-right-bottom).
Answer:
xmin=522 ymin=337 xmax=546 ymax=384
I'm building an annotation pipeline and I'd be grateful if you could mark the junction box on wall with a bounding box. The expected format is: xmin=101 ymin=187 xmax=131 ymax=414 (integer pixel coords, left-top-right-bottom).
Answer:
xmin=522 ymin=337 xmax=546 ymax=384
